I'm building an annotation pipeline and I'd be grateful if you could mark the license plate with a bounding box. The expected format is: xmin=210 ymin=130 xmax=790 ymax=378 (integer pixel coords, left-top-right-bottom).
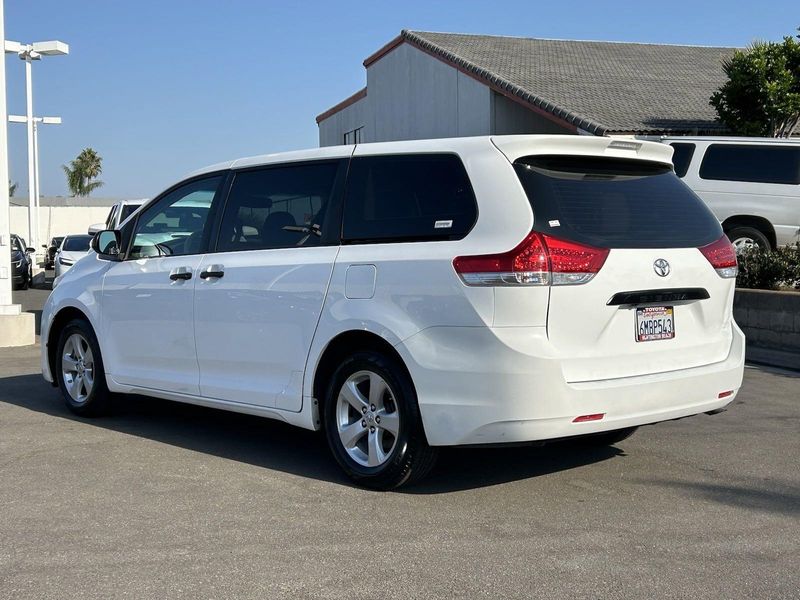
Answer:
xmin=635 ymin=306 xmax=675 ymax=342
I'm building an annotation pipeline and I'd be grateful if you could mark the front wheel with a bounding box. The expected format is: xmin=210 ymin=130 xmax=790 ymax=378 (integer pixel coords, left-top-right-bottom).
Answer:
xmin=323 ymin=351 xmax=437 ymax=490
xmin=56 ymin=319 xmax=112 ymax=416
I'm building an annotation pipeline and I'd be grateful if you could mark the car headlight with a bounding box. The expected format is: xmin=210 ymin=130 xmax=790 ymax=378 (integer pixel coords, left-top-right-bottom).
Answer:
xmin=58 ymin=257 xmax=74 ymax=266
xmin=12 ymin=260 xmax=21 ymax=267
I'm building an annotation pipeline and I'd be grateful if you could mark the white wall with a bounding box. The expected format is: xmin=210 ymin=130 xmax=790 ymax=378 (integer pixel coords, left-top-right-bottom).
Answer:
xmin=10 ymin=206 xmax=111 ymax=245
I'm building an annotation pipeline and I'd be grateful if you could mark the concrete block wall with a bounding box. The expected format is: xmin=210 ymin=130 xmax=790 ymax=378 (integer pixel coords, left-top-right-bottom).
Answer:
xmin=733 ymin=289 xmax=800 ymax=370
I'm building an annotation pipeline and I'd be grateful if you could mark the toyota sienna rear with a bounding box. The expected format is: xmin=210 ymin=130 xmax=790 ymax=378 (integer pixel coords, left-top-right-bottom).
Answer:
xmin=41 ymin=135 xmax=745 ymax=489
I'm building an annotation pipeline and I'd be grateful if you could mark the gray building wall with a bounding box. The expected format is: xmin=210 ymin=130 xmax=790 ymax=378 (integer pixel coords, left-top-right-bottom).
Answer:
xmin=492 ymin=93 xmax=574 ymax=135
xmin=318 ymin=43 xmax=576 ymax=146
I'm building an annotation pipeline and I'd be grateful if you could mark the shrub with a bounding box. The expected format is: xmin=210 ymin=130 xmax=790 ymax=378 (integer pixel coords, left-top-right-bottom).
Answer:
xmin=736 ymin=243 xmax=800 ymax=290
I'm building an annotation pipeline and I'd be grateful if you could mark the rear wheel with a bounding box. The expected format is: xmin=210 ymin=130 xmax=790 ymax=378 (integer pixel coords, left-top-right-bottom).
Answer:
xmin=323 ymin=351 xmax=437 ymax=490
xmin=56 ymin=319 xmax=112 ymax=416
xmin=579 ymin=427 xmax=638 ymax=447
xmin=726 ymin=226 xmax=771 ymax=253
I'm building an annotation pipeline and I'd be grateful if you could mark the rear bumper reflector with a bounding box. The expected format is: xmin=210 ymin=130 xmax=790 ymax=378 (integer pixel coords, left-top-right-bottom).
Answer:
xmin=573 ymin=413 xmax=605 ymax=423
xmin=718 ymin=390 xmax=734 ymax=398
xmin=607 ymin=287 xmax=710 ymax=306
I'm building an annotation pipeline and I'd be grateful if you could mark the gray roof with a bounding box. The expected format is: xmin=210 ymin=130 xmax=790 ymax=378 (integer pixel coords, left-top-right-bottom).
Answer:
xmin=403 ymin=30 xmax=736 ymax=135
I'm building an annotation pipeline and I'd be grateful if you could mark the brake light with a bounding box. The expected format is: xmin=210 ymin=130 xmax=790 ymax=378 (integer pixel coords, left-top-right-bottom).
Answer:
xmin=699 ymin=235 xmax=738 ymax=279
xmin=573 ymin=413 xmax=605 ymax=423
xmin=453 ymin=232 xmax=608 ymax=286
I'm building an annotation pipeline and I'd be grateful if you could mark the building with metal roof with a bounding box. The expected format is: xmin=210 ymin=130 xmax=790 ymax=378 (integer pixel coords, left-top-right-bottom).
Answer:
xmin=316 ymin=30 xmax=736 ymax=145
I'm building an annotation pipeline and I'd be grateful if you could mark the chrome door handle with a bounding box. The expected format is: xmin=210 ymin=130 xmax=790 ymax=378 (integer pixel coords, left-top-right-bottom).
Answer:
xmin=199 ymin=264 xmax=224 ymax=279
xmin=169 ymin=267 xmax=192 ymax=281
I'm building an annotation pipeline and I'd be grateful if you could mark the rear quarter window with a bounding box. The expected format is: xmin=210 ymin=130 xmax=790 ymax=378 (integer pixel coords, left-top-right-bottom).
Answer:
xmin=669 ymin=142 xmax=695 ymax=177
xmin=514 ymin=155 xmax=722 ymax=249
xmin=342 ymin=154 xmax=477 ymax=243
xmin=699 ymin=144 xmax=800 ymax=184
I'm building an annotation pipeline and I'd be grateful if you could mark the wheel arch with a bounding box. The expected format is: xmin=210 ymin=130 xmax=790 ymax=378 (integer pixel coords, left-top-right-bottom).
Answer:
xmin=311 ymin=330 xmax=413 ymax=425
xmin=47 ymin=306 xmax=95 ymax=385
xmin=721 ymin=215 xmax=776 ymax=249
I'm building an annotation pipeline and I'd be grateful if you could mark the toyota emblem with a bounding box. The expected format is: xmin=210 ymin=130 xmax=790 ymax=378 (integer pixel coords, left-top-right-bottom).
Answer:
xmin=653 ymin=258 xmax=670 ymax=277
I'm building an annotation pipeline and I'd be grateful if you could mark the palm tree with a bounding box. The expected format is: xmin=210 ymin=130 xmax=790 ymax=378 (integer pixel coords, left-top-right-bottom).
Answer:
xmin=62 ymin=147 xmax=105 ymax=196
xmin=8 ymin=181 xmax=16 ymax=197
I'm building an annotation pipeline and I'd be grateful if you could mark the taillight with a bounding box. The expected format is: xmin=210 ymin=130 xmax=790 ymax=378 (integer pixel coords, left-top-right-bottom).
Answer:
xmin=453 ymin=232 xmax=609 ymax=286
xmin=699 ymin=235 xmax=738 ymax=278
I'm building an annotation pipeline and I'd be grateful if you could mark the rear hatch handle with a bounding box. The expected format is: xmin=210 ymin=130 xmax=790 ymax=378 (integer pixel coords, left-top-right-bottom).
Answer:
xmin=607 ymin=288 xmax=709 ymax=306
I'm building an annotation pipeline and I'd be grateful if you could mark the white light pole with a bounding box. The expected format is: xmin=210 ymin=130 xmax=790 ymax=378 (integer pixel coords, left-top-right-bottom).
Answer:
xmin=8 ymin=114 xmax=60 ymax=252
xmin=4 ymin=38 xmax=68 ymax=255
xmin=0 ymin=0 xmax=12 ymax=308
xmin=0 ymin=0 xmax=34 ymax=345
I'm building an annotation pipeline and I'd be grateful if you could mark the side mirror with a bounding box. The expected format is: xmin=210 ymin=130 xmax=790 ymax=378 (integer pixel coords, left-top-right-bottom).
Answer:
xmin=42 ymin=244 xmax=47 ymax=249
xmin=26 ymin=247 xmax=35 ymax=253
xmin=92 ymin=230 xmax=122 ymax=261
xmin=88 ymin=223 xmax=106 ymax=235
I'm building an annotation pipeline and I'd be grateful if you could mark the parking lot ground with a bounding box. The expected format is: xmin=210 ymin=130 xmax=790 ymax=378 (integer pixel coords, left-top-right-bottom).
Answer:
xmin=1 ymin=287 xmax=799 ymax=599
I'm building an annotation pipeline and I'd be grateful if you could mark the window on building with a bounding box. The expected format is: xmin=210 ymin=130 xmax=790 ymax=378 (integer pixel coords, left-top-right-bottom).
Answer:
xmin=342 ymin=154 xmax=478 ymax=243
xmin=699 ymin=144 xmax=800 ymax=184
xmin=668 ymin=143 xmax=695 ymax=178
xmin=217 ymin=161 xmax=341 ymax=252
xmin=343 ymin=127 xmax=364 ymax=145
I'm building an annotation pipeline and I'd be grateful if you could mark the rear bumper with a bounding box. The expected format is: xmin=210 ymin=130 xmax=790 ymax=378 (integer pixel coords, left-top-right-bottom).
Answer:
xmin=398 ymin=322 xmax=745 ymax=446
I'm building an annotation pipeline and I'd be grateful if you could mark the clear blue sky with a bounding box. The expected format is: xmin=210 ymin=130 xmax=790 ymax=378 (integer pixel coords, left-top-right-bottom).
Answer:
xmin=3 ymin=0 xmax=796 ymax=198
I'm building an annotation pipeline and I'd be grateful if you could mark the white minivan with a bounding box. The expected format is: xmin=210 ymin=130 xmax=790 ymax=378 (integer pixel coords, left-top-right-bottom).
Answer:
xmin=664 ymin=137 xmax=800 ymax=250
xmin=41 ymin=136 xmax=745 ymax=489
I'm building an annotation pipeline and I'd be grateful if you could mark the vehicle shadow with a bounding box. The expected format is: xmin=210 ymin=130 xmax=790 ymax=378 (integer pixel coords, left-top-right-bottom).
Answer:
xmin=0 ymin=373 xmax=623 ymax=493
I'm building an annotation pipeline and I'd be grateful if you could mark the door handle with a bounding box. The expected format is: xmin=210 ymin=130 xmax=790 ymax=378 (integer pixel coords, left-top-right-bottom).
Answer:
xmin=199 ymin=265 xmax=224 ymax=279
xmin=169 ymin=267 xmax=192 ymax=281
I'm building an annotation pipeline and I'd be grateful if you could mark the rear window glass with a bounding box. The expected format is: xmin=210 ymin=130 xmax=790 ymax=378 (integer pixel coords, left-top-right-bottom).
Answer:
xmin=514 ymin=156 xmax=722 ymax=249
xmin=342 ymin=154 xmax=477 ymax=243
xmin=669 ymin=142 xmax=695 ymax=177
xmin=699 ymin=144 xmax=800 ymax=184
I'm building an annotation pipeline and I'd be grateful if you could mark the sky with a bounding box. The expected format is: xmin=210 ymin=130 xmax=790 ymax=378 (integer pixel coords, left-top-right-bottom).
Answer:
xmin=3 ymin=0 xmax=797 ymax=198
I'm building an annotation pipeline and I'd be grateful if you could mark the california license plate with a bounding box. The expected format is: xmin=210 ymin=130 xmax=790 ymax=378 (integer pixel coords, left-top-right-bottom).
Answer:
xmin=636 ymin=306 xmax=675 ymax=342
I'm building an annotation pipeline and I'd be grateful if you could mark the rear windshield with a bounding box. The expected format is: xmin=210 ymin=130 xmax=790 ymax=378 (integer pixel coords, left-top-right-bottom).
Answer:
xmin=514 ymin=156 xmax=722 ymax=249
xmin=62 ymin=235 xmax=92 ymax=252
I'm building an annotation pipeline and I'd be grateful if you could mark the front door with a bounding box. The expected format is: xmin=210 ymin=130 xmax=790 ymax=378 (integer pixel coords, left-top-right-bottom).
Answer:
xmin=193 ymin=160 xmax=345 ymax=411
xmin=101 ymin=175 xmax=225 ymax=394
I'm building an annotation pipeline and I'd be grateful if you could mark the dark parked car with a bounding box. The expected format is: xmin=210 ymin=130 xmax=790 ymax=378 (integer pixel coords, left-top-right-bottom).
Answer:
xmin=43 ymin=236 xmax=65 ymax=269
xmin=10 ymin=234 xmax=34 ymax=290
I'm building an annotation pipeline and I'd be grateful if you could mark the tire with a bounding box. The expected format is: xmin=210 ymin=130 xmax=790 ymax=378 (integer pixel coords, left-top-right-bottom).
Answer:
xmin=55 ymin=318 xmax=112 ymax=417
xmin=726 ymin=226 xmax=771 ymax=252
xmin=323 ymin=351 xmax=438 ymax=490
xmin=19 ymin=270 xmax=29 ymax=290
xmin=578 ymin=426 xmax=638 ymax=447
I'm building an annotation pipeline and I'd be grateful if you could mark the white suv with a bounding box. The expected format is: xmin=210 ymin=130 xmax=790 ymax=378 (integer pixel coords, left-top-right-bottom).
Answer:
xmin=664 ymin=136 xmax=800 ymax=251
xmin=41 ymin=136 xmax=745 ymax=489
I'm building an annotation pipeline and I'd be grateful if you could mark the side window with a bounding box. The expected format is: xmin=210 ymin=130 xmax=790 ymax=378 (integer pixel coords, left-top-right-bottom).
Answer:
xmin=342 ymin=154 xmax=477 ymax=243
xmin=669 ymin=143 xmax=695 ymax=178
xmin=699 ymin=144 xmax=800 ymax=184
xmin=217 ymin=161 xmax=341 ymax=252
xmin=128 ymin=176 xmax=222 ymax=259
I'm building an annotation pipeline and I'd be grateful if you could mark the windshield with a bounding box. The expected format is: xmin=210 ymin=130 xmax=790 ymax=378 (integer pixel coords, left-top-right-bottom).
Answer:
xmin=62 ymin=235 xmax=92 ymax=252
xmin=514 ymin=155 xmax=722 ymax=249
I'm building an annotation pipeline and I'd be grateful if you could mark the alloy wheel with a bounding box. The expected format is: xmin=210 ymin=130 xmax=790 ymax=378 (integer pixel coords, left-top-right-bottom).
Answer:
xmin=61 ymin=333 xmax=95 ymax=404
xmin=335 ymin=370 xmax=400 ymax=467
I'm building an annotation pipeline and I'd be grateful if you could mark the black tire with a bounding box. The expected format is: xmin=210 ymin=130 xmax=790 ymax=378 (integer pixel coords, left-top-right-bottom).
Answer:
xmin=726 ymin=226 xmax=771 ymax=252
xmin=323 ymin=351 xmax=438 ymax=490
xmin=578 ymin=426 xmax=638 ymax=447
xmin=55 ymin=318 xmax=112 ymax=417
xmin=19 ymin=270 xmax=29 ymax=290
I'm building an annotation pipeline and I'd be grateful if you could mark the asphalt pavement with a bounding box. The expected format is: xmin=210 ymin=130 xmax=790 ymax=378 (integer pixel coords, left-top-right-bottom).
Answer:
xmin=0 ymin=284 xmax=798 ymax=599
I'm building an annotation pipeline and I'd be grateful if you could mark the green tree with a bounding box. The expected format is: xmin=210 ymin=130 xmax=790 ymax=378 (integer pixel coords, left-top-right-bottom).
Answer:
xmin=710 ymin=30 xmax=800 ymax=137
xmin=8 ymin=181 xmax=16 ymax=197
xmin=62 ymin=147 xmax=105 ymax=196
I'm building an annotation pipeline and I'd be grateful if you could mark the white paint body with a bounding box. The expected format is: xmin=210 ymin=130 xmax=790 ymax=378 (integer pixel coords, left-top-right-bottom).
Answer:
xmin=41 ymin=136 xmax=744 ymax=446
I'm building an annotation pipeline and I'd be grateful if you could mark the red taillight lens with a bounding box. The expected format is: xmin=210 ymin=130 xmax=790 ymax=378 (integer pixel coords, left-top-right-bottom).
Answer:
xmin=699 ymin=235 xmax=738 ymax=278
xmin=453 ymin=232 xmax=608 ymax=287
